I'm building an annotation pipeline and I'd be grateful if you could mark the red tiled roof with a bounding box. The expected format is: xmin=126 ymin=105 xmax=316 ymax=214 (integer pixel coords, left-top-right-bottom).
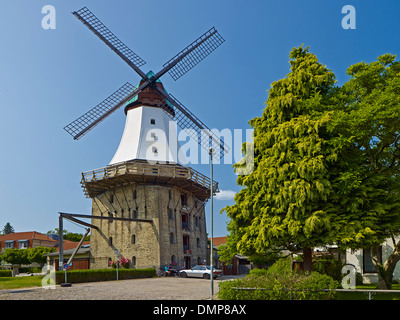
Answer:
xmin=208 ymin=236 xmax=227 ymax=247
xmin=0 ymin=231 xmax=57 ymax=243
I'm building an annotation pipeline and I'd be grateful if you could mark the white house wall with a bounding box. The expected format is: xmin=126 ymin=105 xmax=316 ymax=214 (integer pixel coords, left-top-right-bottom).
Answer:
xmin=345 ymin=236 xmax=400 ymax=284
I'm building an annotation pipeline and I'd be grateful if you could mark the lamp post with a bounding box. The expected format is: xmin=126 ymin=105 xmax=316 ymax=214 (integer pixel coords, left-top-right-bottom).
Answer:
xmin=114 ymin=249 xmax=120 ymax=281
xmin=209 ymin=147 xmax=214 ymax=300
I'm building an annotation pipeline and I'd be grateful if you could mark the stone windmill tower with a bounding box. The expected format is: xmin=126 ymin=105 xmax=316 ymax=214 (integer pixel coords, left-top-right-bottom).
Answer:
xmin=64 ymin=7 xmax=228 ymax=270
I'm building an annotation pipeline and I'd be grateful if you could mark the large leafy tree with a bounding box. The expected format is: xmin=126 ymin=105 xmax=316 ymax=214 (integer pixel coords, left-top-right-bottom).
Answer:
xmin=223 ymin=47 xmax=400 ymax=284
xmin=223 ymin=46 xmax=339 ymax=271
xmin=332 ymin=54 xmax=400 ymax=288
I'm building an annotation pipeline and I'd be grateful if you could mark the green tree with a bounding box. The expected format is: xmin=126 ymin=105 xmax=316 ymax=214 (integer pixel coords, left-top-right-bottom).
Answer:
xmin=1 ymin=249 xmax=30 ymax=266
xmin=223 ymin=45 xmax=338 ymax=271
xmin=331 ymin=54 xmax=400 ymax=289
xmin=2 ymin=222 xmax=15 ymax=235
xmin=27 ymin=246 xmax=56 ymax=265
xmin=47 ymin=229 xmax=90 ymax=241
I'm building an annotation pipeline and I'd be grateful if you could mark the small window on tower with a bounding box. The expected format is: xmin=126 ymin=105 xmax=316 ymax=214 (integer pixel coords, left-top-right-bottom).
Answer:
xmin=152 ymin=147 xmax=158 ymax=155
xmin=150 ymin=132 xmax=158 ymax=141
xmin=150 ymin=119 xmax=156 ymax=125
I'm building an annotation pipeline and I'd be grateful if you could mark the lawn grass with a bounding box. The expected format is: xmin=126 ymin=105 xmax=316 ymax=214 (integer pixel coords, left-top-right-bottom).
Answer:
xmin=0 ymin=276 xmax=45 ymax=290
xmin=336 ymin=284 xmax=400 ymax=300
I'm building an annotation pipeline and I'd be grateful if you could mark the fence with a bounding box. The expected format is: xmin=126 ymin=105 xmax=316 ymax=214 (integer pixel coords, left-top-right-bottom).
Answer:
xmin=232 ymin=287 xmax=400 ymax=300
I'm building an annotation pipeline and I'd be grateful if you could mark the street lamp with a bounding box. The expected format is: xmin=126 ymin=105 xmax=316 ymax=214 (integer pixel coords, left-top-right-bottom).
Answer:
xmin=209 ymin=147 xmax=214 ymax=300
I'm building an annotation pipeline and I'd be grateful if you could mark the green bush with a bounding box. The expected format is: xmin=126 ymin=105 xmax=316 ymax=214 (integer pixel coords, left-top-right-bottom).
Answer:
xmin=219 ymin=258 xmax=339 ymax=301
xmin=0 ymin=270 xmax=12 ymax=277
xmin=219 ymin=271 xmax=338 ymax=300
xmin=313 ymin=257 xmax=344 ymax=282
xmin=55 ymin=268 xmax=156 ymax=284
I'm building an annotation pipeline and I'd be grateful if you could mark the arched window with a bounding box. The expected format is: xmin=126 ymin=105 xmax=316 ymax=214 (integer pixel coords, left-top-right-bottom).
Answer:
xmin=131 ymin=234 xmax=136 ymax=245
xmin=132 ymin=256 xmax=136 ymax=266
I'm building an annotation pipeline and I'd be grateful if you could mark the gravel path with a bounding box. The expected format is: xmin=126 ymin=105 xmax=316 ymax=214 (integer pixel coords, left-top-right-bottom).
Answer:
xmin=0 ymin=277 xmax=222 ymax=300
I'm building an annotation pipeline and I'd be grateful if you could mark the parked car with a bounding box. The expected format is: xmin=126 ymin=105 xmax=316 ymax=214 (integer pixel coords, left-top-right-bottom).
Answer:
xmin=179 ymin=265 xmax=223 ymax=279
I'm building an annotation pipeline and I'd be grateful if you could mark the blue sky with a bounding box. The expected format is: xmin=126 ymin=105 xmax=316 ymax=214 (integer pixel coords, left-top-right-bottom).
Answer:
xmin=0 ymin=0 xmax=399 ymax=237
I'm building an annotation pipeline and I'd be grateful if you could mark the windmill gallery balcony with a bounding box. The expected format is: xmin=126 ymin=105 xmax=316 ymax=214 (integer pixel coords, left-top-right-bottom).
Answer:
xmin=81 ymin=160 xmax=218 ymax=201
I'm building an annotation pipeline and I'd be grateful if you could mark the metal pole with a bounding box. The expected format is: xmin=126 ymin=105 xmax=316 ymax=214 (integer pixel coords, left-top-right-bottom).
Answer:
xmin=59 ymin=214 xmax=64 ymax=271
xmin=209 ymin=148 xmax=214 ymax=300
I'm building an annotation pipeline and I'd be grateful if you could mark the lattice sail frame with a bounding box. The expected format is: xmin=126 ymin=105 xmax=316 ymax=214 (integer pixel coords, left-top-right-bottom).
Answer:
xmin=161 ymin=94 xmax=228 ymax=158
xmin=64 ymin=82 xmax=136 ymax=140
xmin=72 ymin=7 xmax=147 ymax=77
xmin=163 ymin=27 xmax=225 ymax=81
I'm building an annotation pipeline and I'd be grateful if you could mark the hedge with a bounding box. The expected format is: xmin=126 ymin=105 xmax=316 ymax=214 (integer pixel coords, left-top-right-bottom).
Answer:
xmin=0 ymin=270 xmax=12 ymax=277
xmin=218 ymin=271 xmax=338 ymax=300
xmin=218 ymin=257 xmax=339 ymax=300
xmin=55 ymin=268 xmax=156 ymax=284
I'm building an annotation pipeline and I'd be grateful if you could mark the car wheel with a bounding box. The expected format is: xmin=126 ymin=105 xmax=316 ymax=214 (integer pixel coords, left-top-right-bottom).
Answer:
xmin=203 ymin=273 xmax=210 ymax=279
xmin=181 ymin=272 xmax=187 ymax=278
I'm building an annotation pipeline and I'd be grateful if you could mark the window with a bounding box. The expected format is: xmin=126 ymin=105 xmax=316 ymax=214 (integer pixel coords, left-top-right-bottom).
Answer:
xmin=5 ymin=241 xmax=14 ymax=249
xmin=133 ymin=189 xmax=137 ymax=200
xmin=18 ymin=240 xmax=28 ymax=249
xmin=109 ymin=237 xmax=113 ymax=246
xmin=170 ymin=232 xmax=175 ymax=244
xmin=197 ymin=238 xmax=201 ymax=248
xmin=109 ymin=194 xmax=114 ymax=204
xmin=150 ymin=132 xmax=158 ymax=141
xmin=131 ymin=234 xmax=136 ymax=245
xmin=150 ymin=119 xmax=156 ymax=125
xmin=363 ymin=247 xmax=382 ymax=273
xmin=131 ymin=209 xmax=138 ymax=219
xmin=152 ymin=146 xmax=158 ymax=155
xmin=132 ymin=256 xmax=136 ymax=266
xmin=181 ymin=194 xmax=187 ymax=206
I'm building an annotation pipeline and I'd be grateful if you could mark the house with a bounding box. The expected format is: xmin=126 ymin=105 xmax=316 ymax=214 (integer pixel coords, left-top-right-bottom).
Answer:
xmin=208 ymin=236 xmax=252 ymax=275
xmin=0 ymin=231 xmax=58 ymax=251
xmin=345 ymin=236 xmax=400 ymax=284
xmin=45 ymin=241 xmax=91 ymax=271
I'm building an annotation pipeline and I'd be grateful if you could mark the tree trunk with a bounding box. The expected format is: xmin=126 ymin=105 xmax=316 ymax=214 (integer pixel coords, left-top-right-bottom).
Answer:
xmin=303 ymin=247 xmax=313 ymax=272
xmin=372 ymin=242 xmax=400 ymax=290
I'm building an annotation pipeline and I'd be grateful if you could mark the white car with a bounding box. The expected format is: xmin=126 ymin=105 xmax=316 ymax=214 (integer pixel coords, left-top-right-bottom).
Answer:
xmin=179 ymin=265 xmax=223 ymax=279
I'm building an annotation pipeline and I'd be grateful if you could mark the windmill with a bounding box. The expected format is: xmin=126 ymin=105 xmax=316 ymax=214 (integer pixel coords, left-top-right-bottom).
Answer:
xmin=64 ymin=7 xmax=229 ymax=161
xmin=62 ymin=7 xmax=228 ymax=271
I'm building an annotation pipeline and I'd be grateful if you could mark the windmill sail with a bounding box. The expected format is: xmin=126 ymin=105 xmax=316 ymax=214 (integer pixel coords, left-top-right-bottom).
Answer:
xmin=156 ymin=89 xmax=229 ymax=159
xmin=64 ymin=82 xmax=137 ymax=140
xmin=72 ymin=7 xmax=147 ymax=79
xmin=162 ymin=27 xmax=225 ymax=81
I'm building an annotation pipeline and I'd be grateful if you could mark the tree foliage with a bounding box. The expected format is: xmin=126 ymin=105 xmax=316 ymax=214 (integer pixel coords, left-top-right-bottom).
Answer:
xmin=223 ymin=46 xmax=338 ymax=262
xmin=2 ymin=222 xmax=15 ymax=235
xmin=1 ymin=247 xmax=55 ymax=266
xmin=223 ymin=46 xmax=400 ymax=279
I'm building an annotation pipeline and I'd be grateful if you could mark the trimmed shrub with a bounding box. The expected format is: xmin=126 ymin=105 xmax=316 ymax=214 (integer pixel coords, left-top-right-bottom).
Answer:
xmin=218 ymin=271 xmax=338 ymax=300
xmin=219 ymin=258 xmax=339 ymax=300
xmin=0 ymin=270 xmax=12 ymax=277
xmin=55 ymin=268 xmax=156 ymax=284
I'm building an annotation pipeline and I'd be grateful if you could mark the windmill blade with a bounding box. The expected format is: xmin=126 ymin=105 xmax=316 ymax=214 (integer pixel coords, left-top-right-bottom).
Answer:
xmin=155 ymin=88 xmax=229 ymax=159
xmin=161 ymin=27 xmax=225 ymax=81
xmin=72 ymin=7 xmax=148 ymax=80
xmin=64 ymin=82 xmax=138 ymax=140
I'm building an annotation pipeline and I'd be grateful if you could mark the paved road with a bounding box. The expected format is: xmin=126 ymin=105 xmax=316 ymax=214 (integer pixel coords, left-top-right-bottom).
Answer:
xmin=0 ymin=276 xmax=224 ymax=300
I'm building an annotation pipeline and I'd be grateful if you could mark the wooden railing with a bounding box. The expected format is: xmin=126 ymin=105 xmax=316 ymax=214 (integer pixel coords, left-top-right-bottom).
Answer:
xmin=81 ymin=161 xmax=218 ymax=192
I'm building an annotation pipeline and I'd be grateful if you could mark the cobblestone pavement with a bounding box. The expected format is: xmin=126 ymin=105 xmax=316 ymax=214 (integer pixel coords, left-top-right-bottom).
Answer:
xmin=0 ymin=277 xmax=222 ymax=300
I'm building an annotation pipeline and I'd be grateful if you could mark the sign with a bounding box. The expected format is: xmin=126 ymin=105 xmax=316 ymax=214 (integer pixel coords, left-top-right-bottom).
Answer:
xmin=63 ymin=263 xmax=70 ymax=270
